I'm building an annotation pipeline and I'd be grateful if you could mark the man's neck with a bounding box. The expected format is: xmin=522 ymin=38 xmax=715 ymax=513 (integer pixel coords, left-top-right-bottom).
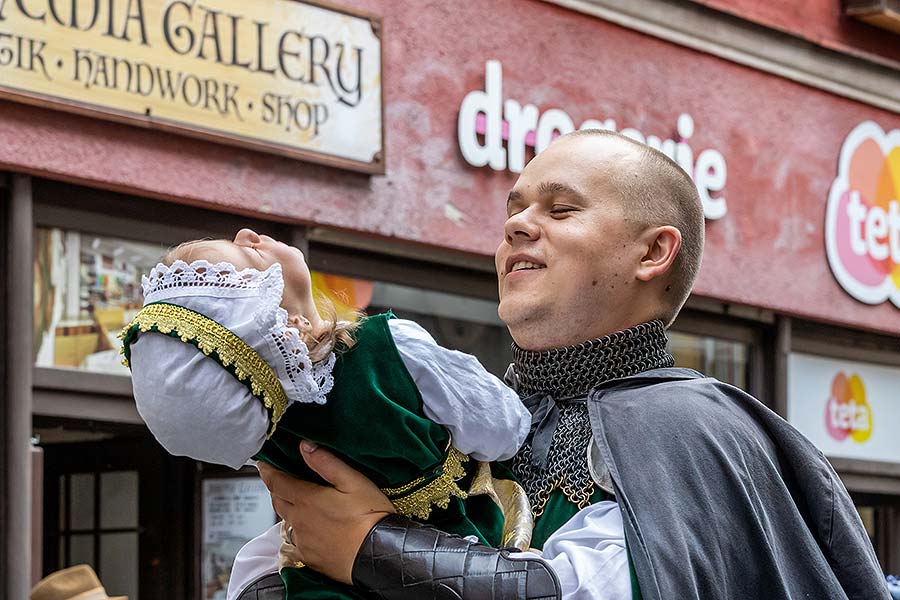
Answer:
xmin=510 ymin=320 xmax=673 ymax=397
xmin=509 ymin=315 xmax=651 ymax=352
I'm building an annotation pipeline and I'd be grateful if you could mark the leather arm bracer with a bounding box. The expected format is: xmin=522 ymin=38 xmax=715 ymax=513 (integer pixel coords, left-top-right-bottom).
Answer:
xmin=351 ymin=514 xmax=561 ymax=600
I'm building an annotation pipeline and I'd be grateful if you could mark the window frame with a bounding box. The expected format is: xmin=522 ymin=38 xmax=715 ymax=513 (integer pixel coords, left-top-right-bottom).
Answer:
xmin=31 ymin=179 xmax=295 ymax=405
xmin=669 ymin=306 xmax=769 ymax=400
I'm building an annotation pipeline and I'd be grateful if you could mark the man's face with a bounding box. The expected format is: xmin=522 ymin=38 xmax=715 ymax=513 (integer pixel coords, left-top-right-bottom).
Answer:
xmin=494 ymin=135 xmax=647 ymax=349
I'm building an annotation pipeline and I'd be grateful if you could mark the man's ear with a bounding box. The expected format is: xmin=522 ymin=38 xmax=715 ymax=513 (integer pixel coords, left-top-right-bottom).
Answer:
xmin=636 ymin=226 xmax=681 ymax=282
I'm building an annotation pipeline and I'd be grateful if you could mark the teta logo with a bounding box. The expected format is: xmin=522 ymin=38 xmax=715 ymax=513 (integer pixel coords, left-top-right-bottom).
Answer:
xmin=825 ymin=121 xmax=900 ymax=307
xmin=825 ymin=372 xmax=873 ymax=443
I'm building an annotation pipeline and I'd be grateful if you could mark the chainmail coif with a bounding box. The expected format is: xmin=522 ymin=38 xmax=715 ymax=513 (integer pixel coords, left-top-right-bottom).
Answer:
xmin=510 ymin=320 xmax=674 ymax=517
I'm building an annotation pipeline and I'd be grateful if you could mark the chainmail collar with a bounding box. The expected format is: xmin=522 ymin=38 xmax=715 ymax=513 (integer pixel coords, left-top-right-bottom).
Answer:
xmin=510 ymin=320 xmax=674 ymax=518
xmin=510 ymin=320 xmax=674 ymax=398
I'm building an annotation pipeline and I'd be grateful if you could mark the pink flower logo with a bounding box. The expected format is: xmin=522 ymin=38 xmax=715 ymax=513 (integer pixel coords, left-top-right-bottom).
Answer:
xmin=825 ymin=372 xmax=872 ymax=444
xmin=825 ymin=121 xmax=900 ymax=306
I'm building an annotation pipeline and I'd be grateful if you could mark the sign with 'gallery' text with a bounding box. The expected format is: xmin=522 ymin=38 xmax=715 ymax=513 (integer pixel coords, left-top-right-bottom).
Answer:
xmin=0 ymin=0 xmax=384 ymax=172
xmin=788 ymin=353 xmax=900 ymax=464
xmin=826 ymin=121 xmax=900 ymax=307
xmin=457 ymin=61 xmax=728 ymax=220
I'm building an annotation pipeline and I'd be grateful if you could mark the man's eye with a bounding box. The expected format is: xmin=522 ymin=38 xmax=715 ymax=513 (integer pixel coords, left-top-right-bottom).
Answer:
xmin=549 ymin=206 xmax=576 ymax=215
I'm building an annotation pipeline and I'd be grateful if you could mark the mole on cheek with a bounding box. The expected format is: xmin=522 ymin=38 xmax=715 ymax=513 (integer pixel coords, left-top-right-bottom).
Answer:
xmin=592 ymin=280 xmax=598 ymax=286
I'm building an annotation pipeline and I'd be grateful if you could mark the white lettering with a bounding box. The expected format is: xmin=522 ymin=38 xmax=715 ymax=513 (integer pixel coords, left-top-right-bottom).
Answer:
xmin=847 ymin=191 xmax=868 ymax=256
xmin=853 ymin=402 xmax=870 ymax=431
xmin=504 ymin=99 xmax=538 ymax=174
xmin=675 ymin=114 xmax=694 ymax=175
xmin=645 ymin=135 xmax=677 ymax=162
xmin=831 ymin=399 xmax=852 ymax=430
xmin=866 ymin=206 xmax=889 ymax=260
xmin=695 ymin=149 xmax=727 ymax=221
xmin=458 ymin=61 xmax=729 ymax=220
xmin=829 ymin=399 xmax=871 ymax=434
xmin=890 ymin=201 xmax=900 ymax=264
xmin=535 ymin=108 xmax=574 ymax=154
xmin=457 ymin=60 xmax=505 ymax=170
xmin=845 ymin=192 xmax=900 ymax=262
xmin=619 ymin=128 xmax=645 ymax=144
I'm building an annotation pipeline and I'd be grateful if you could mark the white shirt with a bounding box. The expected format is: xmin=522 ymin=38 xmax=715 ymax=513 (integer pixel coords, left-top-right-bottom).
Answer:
xmin=226 ymin=522 xmax=283 ymax=600
xmin=512 ymin=501 xmax=631 ymax=599
xmin=227 ymin=319 xmax=630 ymax=599
xmin=388 ymin=319 xmax=530 ymax=461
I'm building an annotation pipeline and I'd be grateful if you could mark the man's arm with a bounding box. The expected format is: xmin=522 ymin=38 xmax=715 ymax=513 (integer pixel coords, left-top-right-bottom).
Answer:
xmin=258 ymin=442 xmax=561 ymax=599
xmin=352 ymin=513 xmax=560 ymax=599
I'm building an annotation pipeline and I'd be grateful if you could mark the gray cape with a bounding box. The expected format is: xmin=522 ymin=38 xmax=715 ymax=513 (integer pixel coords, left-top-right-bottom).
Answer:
xmin=588 ymin=368 xmax=889 ymax=600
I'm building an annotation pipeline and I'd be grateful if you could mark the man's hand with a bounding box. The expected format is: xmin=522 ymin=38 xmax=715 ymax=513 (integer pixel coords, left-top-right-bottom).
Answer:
xmin=257 ymin=441 xmax=395 ymax=584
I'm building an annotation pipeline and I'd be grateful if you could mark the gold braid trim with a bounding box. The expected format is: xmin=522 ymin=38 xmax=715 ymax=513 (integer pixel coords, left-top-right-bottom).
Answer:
xmin=381 ymin=447 xmax=469 ymax=520
xmin=119 ymin=303 xmax=288 ymax=437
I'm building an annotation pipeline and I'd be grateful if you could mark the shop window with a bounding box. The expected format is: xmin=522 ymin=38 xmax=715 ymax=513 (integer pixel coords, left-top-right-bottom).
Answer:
xmin=316 ymin=273 xmax=754 ymax=387
xmin=668 ymin=331 xmax=749 ymax=390
xmin=323 ymin=276 xmax=512 ymax=377
xmin=54 ymin=470 xmax=139 ymax=599
xmin=33 ymin=227 xmax=166 ymax=374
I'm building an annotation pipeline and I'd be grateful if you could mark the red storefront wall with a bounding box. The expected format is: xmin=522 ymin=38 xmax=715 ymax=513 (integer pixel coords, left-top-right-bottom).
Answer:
xmin=0 ymin=0 xmax=898 ymax=335
xmin=691 ymin=0 xmax=900 ymax=65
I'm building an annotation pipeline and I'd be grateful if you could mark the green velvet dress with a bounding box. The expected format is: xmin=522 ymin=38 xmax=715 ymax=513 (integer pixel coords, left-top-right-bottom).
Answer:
xmin=253 ymin=313 xmax=507 ymax=599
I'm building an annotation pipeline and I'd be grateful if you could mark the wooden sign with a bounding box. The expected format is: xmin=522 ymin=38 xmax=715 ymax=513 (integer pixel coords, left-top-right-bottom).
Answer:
xmin=0 ymin=0 xmax=384 ymax=172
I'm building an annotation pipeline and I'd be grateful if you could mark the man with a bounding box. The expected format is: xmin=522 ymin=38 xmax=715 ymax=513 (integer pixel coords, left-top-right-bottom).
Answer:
xmin=250 ymin=130 xmax=889 ymax=599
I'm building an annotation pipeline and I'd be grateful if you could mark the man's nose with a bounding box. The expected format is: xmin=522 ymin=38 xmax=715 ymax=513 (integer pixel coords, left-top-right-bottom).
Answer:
xmin=234 ymin=228 xmax=262 ymax=245
xmin=504 ymin=208 xmax=540 ymax=244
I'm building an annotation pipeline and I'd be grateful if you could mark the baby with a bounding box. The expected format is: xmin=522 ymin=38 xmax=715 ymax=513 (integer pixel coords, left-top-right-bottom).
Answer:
xmin=121 ymin=229 xmax=532 ymax=600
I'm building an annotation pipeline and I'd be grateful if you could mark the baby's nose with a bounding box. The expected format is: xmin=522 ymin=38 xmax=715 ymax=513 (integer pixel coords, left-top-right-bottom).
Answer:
xmin=234 ymin=228 xmax=262 ymax=244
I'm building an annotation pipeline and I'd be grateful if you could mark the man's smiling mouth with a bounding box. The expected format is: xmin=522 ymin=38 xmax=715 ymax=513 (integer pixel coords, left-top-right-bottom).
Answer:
xmin=510 ymin=261 xmax=546 ymax=272
xmin=505 ymin=254 xmax=547 ymax=275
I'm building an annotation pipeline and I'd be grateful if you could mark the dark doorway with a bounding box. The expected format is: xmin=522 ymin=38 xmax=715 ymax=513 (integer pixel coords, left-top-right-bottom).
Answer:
xmin=852 ymin=491 xmax=900 ymax=575
xmin=42 ymin=436 xmax=193 ymax=599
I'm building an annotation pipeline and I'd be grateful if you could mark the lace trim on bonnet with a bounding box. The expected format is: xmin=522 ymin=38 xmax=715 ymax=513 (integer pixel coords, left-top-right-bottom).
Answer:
xmin=142 ymin=260 xmax=335 ymax=405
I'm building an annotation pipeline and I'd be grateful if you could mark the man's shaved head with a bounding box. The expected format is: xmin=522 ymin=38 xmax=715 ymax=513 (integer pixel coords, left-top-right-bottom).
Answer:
xmin=557 ymin=129 xmax=705 ymax=325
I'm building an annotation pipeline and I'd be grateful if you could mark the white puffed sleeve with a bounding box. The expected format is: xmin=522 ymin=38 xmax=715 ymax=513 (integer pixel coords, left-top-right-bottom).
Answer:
xmin=388 ymin=318 xmax=530 ymax=461
xmin=511 ymin=501 xmax=632 ymax=599
xmin=225 ymin=522 xmax=281 ymax=600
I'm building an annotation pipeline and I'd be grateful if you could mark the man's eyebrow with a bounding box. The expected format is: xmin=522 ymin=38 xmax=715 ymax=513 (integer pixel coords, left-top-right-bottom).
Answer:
xmin=536 ymin=181 xmax=586 ymax=201
xmin=506 ymin=189 xmax=524 ymax=209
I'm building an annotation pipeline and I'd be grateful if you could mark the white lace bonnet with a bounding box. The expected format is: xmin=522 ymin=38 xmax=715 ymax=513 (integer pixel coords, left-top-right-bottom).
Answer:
xmin=121 ymin=260 xmax=335 ymax=469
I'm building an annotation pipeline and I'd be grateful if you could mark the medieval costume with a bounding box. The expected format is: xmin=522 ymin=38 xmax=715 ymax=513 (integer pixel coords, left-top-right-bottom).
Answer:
xmin=121 ymin=259 xmax=535 ymax=600
xmin=344 ymin=321 xmax=890 ymax=600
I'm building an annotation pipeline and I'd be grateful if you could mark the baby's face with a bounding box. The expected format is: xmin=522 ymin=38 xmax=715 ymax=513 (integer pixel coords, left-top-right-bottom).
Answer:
xmin=178 ymin=229 xmax=317 ymax=321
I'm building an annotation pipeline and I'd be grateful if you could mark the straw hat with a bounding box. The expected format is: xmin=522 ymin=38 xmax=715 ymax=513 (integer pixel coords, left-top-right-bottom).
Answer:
xmin=31 ymin=565 xmax=127 ymax=600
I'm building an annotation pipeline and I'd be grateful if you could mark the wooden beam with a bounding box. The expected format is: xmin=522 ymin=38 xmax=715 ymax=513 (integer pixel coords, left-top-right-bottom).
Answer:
xmin=846 ymin=0 xmax=900 ymax=35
